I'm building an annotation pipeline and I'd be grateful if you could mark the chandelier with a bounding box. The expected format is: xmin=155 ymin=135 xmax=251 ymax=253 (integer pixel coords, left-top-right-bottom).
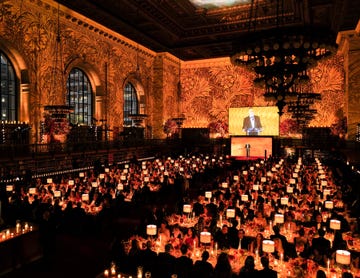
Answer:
xmin=230 ymin=0 xmax=337 ymax=117
xmin=231 ymin=25 xmax=336 ymax=115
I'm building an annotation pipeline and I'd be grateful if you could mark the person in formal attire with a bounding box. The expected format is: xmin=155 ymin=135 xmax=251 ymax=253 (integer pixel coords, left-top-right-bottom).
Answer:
xmin=156 ymin=243 xmax=176 ymax=278
xmin=231 ymin=228 xmax=251 ymax=250
xmin=192 ymin=250 xmax=214 ymax=278
xmin=242 ymin=108 xmax=262 ymax=135
xmin=140 ymin=240 xmax=158 ymax=275
xmin=311 ymin=228 xmax=331 ymax=266
xmin=238 ymin=255 xmax=258 ymax=278
xmin=257 ymin=256 xmax=278 ymax=278
xmin=214 ymin=224 xmax=231 ymax=250
xmin=174 ymin=244 xmax=193 ymax=278
xmin=213 ymin=252 xmax=233 ymax=278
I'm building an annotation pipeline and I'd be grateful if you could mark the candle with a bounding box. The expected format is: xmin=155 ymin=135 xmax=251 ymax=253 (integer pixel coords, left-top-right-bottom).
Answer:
xmin=327 ymin=259 xmax=330 ymax=271
xmin=104 ymin=269 xmax=109 ymax=277
xmin=111 ymin=267 xmax=116 ymax=276
xmin=215 ymin=242 xmax=218 ymax=254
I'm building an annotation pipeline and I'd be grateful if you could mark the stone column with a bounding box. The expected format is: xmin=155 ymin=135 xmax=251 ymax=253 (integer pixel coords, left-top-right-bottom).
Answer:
xmin=337 ymin=21 xmax=360 ymax=141
xmin=152 ymin=54 xmax=165 ymax=138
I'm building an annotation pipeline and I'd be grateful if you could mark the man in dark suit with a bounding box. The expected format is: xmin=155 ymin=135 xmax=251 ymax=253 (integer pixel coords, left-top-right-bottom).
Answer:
xmin=257 ymin=256 xmax=278 ymax=278
xmin=174 ymin=244 xmax=193 ymax=278
xmin=231 ymin=228 xmax=251 ymax=250
xmin=140 ymin=240 xmax=158 ymax=275
xmin=242 ymin=108 xmax=262 ymax=135
xmin=156 ymin=243 xmax=176 ymax=277
xmin=192 ymin=250 xmax=214 ymax=278
xmin=311 ymin=228 xmax=331 ymax=265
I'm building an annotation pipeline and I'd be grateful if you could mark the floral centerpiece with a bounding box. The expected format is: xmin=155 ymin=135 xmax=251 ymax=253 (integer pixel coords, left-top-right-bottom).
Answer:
xmin=42 ymin=112 xmax=71 ymax=143
xmin=163 ymin=118 xmax=179 ymax=138
xmin=208 ymin=120 xmax=228 ymax=138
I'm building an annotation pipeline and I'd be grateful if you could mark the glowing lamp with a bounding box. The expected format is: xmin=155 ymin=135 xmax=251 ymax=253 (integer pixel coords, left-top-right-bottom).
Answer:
xmin=286 ymin=186 xmax=293 ymax=193
xmin=226 ymin=209 xmax=235 ymax=218
xmin=253 ymin=184 xmax=259 ymax=191
xmin=336 ymin=250 xmax=351 ymax=265
xmin=205 ymin=191 xmax=212 ymax=199
xmin=146 ymin=224 xmax=157 ymax=236
xmin=330 ymin=219 xmax=341 ymax=230
xmin=47 ymin=178 xmax=53 ymax=184
xmin=241 ymin=194 xmax=248 ymax=202
xmin=183 ymin=204 xmax=191 ymax=213
xmin=200 ymin=232 xmax=211 ymax=244
xmin=280 ymin=197 xmax=289 ymax=205
xmin=262 ymin=240 xmax=275 ymax=253
xmin=324 ymin=201 xmax=333 ymax=209
xmin=274 ymin=214 xmax=284 ymax=224
xmin=81 ymin=194 xmax=89 ymax=201
xmin=221 ymin=182 xmax=228 ymax=188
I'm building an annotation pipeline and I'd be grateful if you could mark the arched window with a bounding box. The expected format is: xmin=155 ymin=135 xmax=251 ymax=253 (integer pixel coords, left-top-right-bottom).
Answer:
xmin=66 ymin=68 xmax=92 ymax=125
xmin=0 ymin=52 xmax=16 ymax=121
xmin=123 ymin=82 xmax=138 ymax=126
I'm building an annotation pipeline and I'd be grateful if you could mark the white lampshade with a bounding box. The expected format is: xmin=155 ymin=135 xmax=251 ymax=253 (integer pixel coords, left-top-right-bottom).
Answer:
xmin=47 ymin=178 xmax=53 ymax=184
xmin=226 ymin=209 xmax=235 ymax=218
xmin=280 ymin=197 xmax=289 ymax=205
xmin=104 ymin=168 xmax=109 ymax=173
xmin=54 ymin=190 xmax=61 ymax=197
xmin=200 ymin=232 xmax=211 ymax=244
xmin=81 ymin=193 xmax=89 ymax=201
xmin=234 ymin=175 xmax=239 ymax=181
xmin=319 ymin=169 xmax=324 ymax=174
xmin=319 ymin=174 xmax=326 ymax=179
xmin=321 ymin=180 xmax=328 ymax=186
xmin=79 ymin=172 xmax=84 ymax=177
xmin=286 ymin=186 xmax=293 ymax=193
xmin=324 ymin=201 xmax=334 ymax=209
xmin=91 ymin=182 xmax=98 ymax=188
xmin=330 ymin=219 xmax=341 ymax=230
xmin=241 ymin=194 xmax=248 ymax=202
xmin=68 ymin=180 xmax=74 ymax=185
xmin=142 ymin=165 xmax=146 ymax=170
xmin=205 ymin=191 xmax=212 ymax=199
xmin=125 ymin=164 xmax=129 ymax=169
xmin=29 ymin=188 xmax=36 ymax=194
xmin=261 ymin=177 xmax=266 ymax=182
xmin=250 ymin=166 xmax=254 ymax=171
xmin=243 ymin=171 xmax=248 ymax=175
xmin=144 ymin=176 xmax=150 ymax=182
xmin=262 ymin=240 xmax=275 ymax=253
xmin=120 ymin=175 xmax=126 ymax=181
xmin=183 ymin=204 xmax=191 ymax=213
xmin=336 ymin=250 xmax=351 ymax=265
xmin=146 ymin=224 xmax=157 ymax=236
xmin=6 ymin=185 xmax=13 ymax=192
xmin=293 ymin=173 xmax=298 ymax=178
xmin=323 ymin=189 xmax=331 ymax=196
xmin=123 ymin=169 xmax=128 ymax=173
xmin=274 ymin=214 xmax=284 ymax=224
xmin=271 ymin=167 xmax=276 ymax=172
xmin=289 ymin=178 xmax=296 ymax=184
xmin=117 ymin=183 xmax=124 ymax=191
xmin=253 ymin=184 xmax=259 ymax=191
xmin=221 ymin=182 xmax=228 ymax=188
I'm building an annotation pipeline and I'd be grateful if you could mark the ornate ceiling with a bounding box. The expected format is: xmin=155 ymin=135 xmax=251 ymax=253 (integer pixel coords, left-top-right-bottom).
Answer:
xmin=56 ymin=0 xmax=359 ymax=60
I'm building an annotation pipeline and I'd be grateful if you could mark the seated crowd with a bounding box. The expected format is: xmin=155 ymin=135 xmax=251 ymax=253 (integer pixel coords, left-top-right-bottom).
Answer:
xmin=1 ymin=152 xmax=360 ymax=278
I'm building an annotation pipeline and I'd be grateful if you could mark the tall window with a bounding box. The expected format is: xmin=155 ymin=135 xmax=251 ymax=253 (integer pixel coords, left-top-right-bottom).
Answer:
xmin=123 ymin=82 xmax=138 ymax=126
xmin=0 ymin=52 xmax=16 ymax=121
xmin=66 ymin=68 xmax=92 ymax=125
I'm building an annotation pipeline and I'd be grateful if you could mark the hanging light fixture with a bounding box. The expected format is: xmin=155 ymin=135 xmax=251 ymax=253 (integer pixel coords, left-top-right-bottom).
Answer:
xmin=230 ymin=0 xmax=337 ymax=116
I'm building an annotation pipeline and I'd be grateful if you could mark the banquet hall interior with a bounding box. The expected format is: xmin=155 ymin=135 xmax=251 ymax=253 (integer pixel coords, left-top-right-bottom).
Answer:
xmin=0 ymin=0 xmax=360 ymax=277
